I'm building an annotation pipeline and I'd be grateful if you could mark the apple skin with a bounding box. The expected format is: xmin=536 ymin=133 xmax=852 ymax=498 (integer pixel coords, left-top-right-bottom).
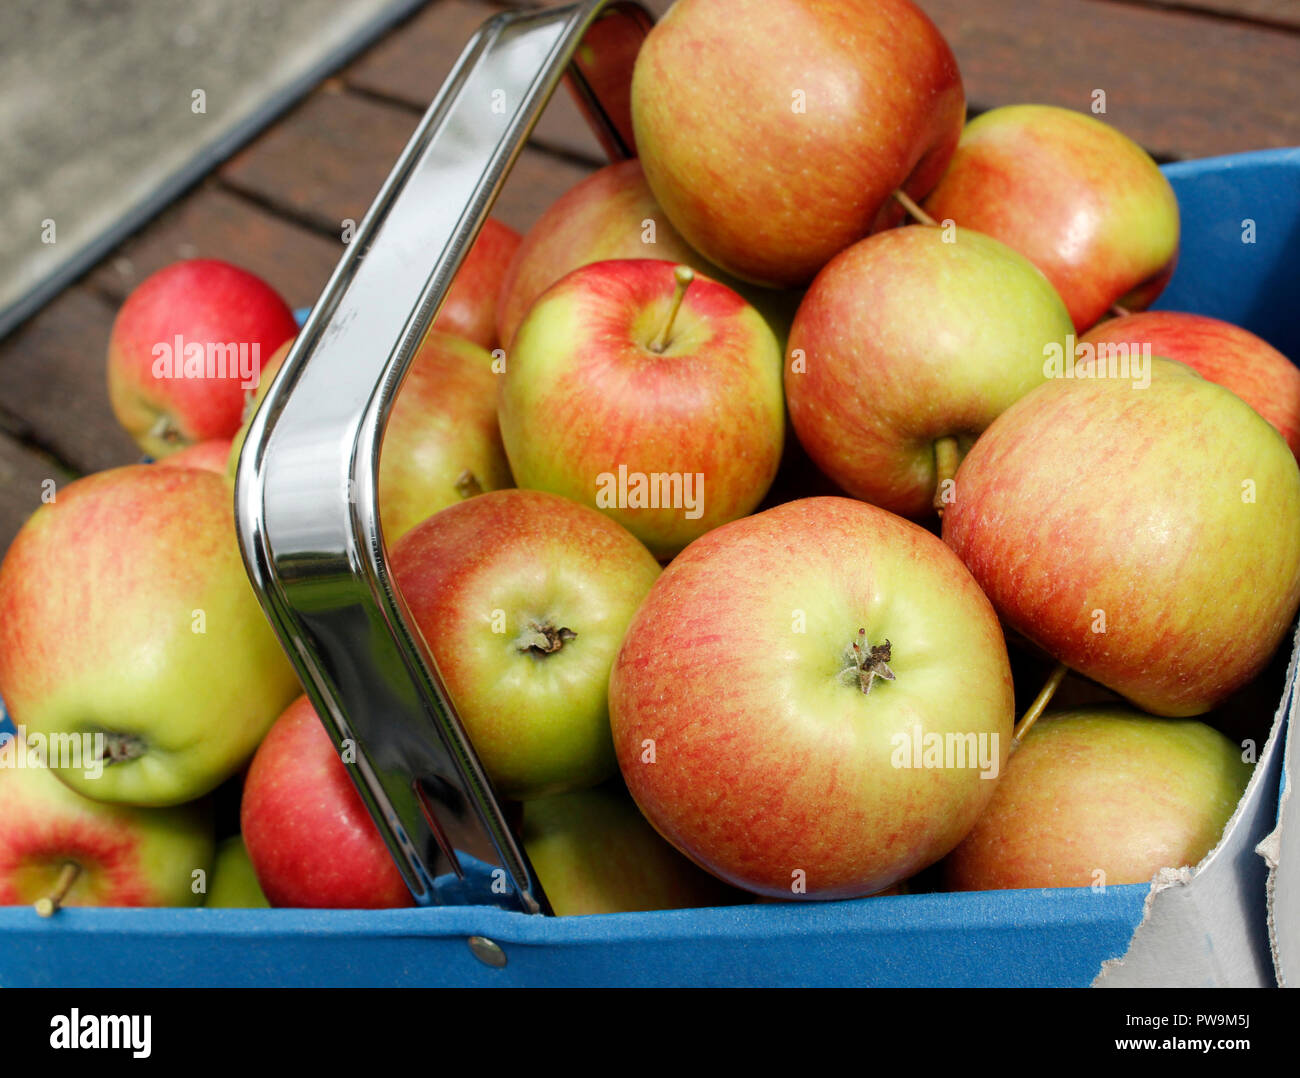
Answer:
xmin=390 ymin=489 xmax=661 ymax=801
xmin=0 ymin=466 xmax=302 ymax=806
xmin=204 ymin=835 xmax=269 ymax=908
xmin=942 ymin=359 xmax=1300 ymax=717
xmin=0 ymin=737 xmax=213 ymax=908
xmin=496 ymin=160 xmax=729 ymax=350
xmin=922 ymin=105 xmax=1180 ymax=333
xmin=378 ymin=331 xmax=515 ymax=543
xmin=241 ymin=696 xmax=412 ymax=909
xmin=522 ymin=782 xmax=741 ymax=915
xmin=228 ymin=332 xmax=512 ymax=543
xmin=498 ymin=259 xmax=785 ymax=559
xmin=1081 ymin=311 xmax=1300 ymax=459
xmin=433 ymin=218 xmax=521 ymax=349
xmin=609 ymin=496 xmax=1015 ymax=901
xmin=226 ymin=336 xmax=295 ymax=478
xmin=943 ymin=707 xmax=1252 ymax=891
xmin=107 ymin=259 xmax=298 ymax=457
xmin=786 ymin=224 xmax=1074 ymax=518
xmin=155 ymin=437 xmax=234 ymax=475
xmin=631 ymin=0 xmax=965 ymax=288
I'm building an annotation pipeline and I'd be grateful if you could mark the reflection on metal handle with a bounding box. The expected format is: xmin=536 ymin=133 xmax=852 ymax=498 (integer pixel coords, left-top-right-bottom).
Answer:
xmin=234 ymin=0 xmax=652 ymax=913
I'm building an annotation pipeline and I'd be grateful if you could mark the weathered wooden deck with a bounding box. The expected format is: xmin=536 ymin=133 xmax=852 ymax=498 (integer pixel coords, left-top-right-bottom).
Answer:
xmin=2 ymin=0 xmax=1297 ymax=546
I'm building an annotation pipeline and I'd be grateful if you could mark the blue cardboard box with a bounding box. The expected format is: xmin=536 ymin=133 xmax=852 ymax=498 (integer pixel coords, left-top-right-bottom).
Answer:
xmin=1 ymin=148 xmax=1297 ymax=988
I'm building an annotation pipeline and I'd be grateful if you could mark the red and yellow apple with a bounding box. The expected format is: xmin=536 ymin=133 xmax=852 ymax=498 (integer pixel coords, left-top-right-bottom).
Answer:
xmin=610 ymin=496 xmax=1015 ymax=900
xmin=0 ymin=466 xmax=302 ymax=806
xmin=0 ymin=736 xmax=213 ymax=910
xmin=522 ymin=782 xmax=740 ymax=915
xmin=786 ymin=224 xmax=1073 ymax=518
xmin=632 ymin=0 xmax=965 ymax=287
xmin=943 ymin=707 xmax=1252 ymax=890
xmin=390 ymin=488 xmax=660 ymax=800
xmin=378 ymin=331 xmax=514 ymax=543
xmin=495 ymin=160 xmax=725 ymax=349
xmin=923 ymin=105 xmax=1180 ymax=332
xmin=498 ymin=259 xmax=785 ymax=559
xmin=432 ymin=217 xmax=521 ymax=349
xmin=107 ymin=259 xmax=298 ymax=457
xmin=156 ymin=437 xmax=234 ymax=475
xmin=241 ymin=696 xmax=412 ymax=909
xmin=943 ymin=359 xmax=1300 ymax=717
xmin=1082 ymin=310 xmax=1300 ymax=459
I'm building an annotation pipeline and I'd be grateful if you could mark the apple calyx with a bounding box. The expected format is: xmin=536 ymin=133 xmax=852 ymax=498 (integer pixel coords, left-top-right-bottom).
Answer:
xmin=454 ymin=470 xmax=484 ymax=499
xmin=843 ymin=629 xmax=896 ymax=695
xmin=101 ymin=732 xmax=147 ymax=765
xmin=147 ymin=412 xmax=186 ymax=449
xmin=649 ymin=266 xmax=696 ymax=354
xmin=516 ymin=620 xmax=577 ymax=657
xmin=34 ymin=861 xmax=82 ymax=917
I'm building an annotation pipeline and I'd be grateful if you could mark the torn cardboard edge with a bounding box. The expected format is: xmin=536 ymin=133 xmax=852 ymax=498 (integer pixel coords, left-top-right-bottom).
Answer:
xmin=1093 ymin=619 xmax=1299 ymax=987
xmin=1260 ymin=662 xmax=1295 ymax=986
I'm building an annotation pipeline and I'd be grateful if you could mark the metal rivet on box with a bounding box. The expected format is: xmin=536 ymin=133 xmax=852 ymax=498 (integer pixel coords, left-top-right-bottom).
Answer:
xmin=467 ymin=935 xmax=507 ymax=968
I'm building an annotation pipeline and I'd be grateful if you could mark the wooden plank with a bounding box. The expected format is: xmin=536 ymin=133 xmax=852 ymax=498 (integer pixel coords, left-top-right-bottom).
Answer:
xmin=219 ymin=86 xmax=418 ymax=233
xmin=87 ymin=184 xmax=345 ymax=312
xmin=922 ymin=0 xmax=1300 ymax=161
xmin=0 ymin=433 xmax=73 ymax=554
xmin=345 ymin=0 xmax=609 ymax=163
xmin=0 ymin=288 xmax=140 ymax=476
xmin=219 ymin=84 xmax=592 ymax=237
xmin=1105 ymin=0 xmax=1300 ymax=32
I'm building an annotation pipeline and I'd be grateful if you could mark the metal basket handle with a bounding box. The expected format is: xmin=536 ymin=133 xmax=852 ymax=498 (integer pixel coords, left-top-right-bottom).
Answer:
xmin=234 ymin=0 xmax=653 ymax=914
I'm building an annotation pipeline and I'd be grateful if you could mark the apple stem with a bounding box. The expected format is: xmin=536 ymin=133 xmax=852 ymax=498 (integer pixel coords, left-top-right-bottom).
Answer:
xmin=932 ymin=436 xmax=962 ymax=517
xmin=1110 ymin=303 xmax=1133 ymax=319
xmin=454 ymin=470 xmax=484 ymax=499
xmin=650 ymin=266 xmax=696 ymax=353
xmin=892 ymin=189 xmax=937 ymax=227
xmin=34 ymin=861 xmax=82 ymax=917
xmin=1011 ymin=662 xmax=1069 ymax=749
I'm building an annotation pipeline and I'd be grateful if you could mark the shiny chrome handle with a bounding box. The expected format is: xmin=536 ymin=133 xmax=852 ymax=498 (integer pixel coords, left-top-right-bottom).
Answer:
xmin=234 ymin=0 xmax=652 ymax=913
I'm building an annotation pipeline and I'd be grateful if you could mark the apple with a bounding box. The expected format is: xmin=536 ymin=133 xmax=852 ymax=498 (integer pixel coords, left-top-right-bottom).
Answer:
xmin=942 ymin=359 xmax=1300 ymax=717
xmin=155 ymin=437 xmax=234 ymax=475
xmin=228 ymin=332 xmax=511 ymax=543
xmin=943 ymin=707 xmax=1252 ymax=890
xmin=498 ymin=259 xmax=785 ymax=559
xmin=204 ymin=836 xmax=269 ymax=908
xmin=922 ymin=105 xmax=1180 ymax=332
xmin=240 ymin=695 xmax=413 ymax=909
xmin=631 ymin=0 xmax=965 ymax=287
xmin=107 ymin=259 xmax=298 ymax=457
xmin=0 ymin=465 xmax=302 ymax=806
xmin=786 ymin=224 xmax=1074 ymax=518
xmin=226 ymin=336 xmax=295 ymax=478
xmin=496 ymin=159 xmax=729 ymax=349
xmin=1081 ymin=310 xmax=1300 ymax=459
xmin=609 ymin=496 xmax=1015 ymax=900
xmin=390 ymin=488 xmax=661 ymax=800
xmin=378 ymin=331 xmax=515 ymax=543
xmin=432 ymin=218 xmax=521 ymax=349
xmin=521 ymin=782 xmax=740 ymax=915
xmin=0 ymin=733 xmax=213 ymax=910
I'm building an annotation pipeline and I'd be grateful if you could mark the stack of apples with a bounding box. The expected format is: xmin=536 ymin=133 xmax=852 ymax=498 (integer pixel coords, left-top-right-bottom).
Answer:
xmin=3 ymin=0 xmax=1298 ymax=920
